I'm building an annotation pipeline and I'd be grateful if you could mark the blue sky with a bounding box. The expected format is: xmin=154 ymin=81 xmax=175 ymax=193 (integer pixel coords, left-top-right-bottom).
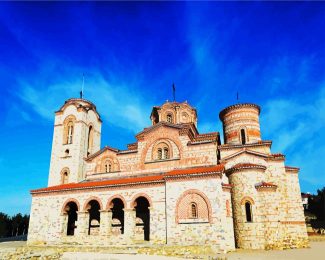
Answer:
xmin=0 ymin=2 xmax=325 ymax=215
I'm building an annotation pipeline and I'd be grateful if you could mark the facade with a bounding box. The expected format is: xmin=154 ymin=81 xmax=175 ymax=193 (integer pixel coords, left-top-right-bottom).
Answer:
xmin=28 ymin=98 xmax=308 ymax=251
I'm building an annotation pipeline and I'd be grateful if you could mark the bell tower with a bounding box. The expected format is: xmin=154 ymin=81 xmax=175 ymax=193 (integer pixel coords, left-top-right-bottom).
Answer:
xmin=48 ymin=98 xmax=102 ymax=186
xmin=219 ymin=103 xmax=261 ymax=145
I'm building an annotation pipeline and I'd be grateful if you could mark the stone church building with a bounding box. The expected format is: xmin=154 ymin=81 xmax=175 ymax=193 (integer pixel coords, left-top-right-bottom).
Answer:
xmin=28 ymin=98 xmax=308 ymax=251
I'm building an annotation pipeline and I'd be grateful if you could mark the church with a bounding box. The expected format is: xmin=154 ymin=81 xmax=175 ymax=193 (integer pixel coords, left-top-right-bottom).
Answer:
xmin=28 ymin=97 xmax=308 ymax=252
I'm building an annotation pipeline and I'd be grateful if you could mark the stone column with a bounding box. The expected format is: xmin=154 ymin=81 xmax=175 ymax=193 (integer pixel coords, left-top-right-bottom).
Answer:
xmin=60 ymin=213 xmax=68 ymax=236
xmin=148 ymin=207 xmax=153 ymax=243
xmin=100 ymin=210 xmax=112 ymax=236
xmin=124 ymin=208 xmax=136 ymax=242
xmin=75 ymin=211 xmax=89 ymax=237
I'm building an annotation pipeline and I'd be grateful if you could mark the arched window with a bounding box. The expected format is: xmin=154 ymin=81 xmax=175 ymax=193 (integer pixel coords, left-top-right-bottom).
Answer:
xmin=191 ymin=203 xmax=198 ymax=218
xmin=153 ymin=141 xmax=173 ymax=161
xmin=61 ymin=169 xmax=69 ymax=184
xmin=245 ymin=201 xmax=252 ymax=222
xmin=240 ymin=129 xmax=246 ymax=145
xmin=166 ymin=114 xmax=173 ymax=123
xmin=104 ymin=160 xmax=112 ymax=173
xmin=63 ymin=116 xmax=76 ymax=145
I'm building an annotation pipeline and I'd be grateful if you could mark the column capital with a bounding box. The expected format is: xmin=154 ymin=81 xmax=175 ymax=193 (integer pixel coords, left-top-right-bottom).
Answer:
xmin=123 ymin=208 xmax=135 ymax=212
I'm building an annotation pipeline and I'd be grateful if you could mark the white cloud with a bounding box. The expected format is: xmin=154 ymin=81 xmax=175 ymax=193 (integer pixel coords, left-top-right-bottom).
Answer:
xmin=16 ymin=72 xmax=152 ymax=133
xmin=261 ymin=83 xmax=325 ymax=187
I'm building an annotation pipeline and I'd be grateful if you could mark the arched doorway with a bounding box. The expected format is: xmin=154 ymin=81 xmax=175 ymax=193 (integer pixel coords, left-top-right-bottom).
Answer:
xmin=86 ymin=200 xmax=101 ymax=235
xmin=111 ymin=198 xmax=125 ymax=234
xmin=134 ymin=196 xmax=150 ymax=241
xmin=64 ymin=201 xmax=78 ymax=236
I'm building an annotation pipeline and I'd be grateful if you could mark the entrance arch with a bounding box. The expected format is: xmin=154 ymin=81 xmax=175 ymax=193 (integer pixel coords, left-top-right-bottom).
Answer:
xmin=110 ymin=198 xmax=125 ymax=234
xmin=134 ymin=196 xmax=150 ymax=241
xmin=85 ymin=200 xmax=101 ymax=235
xmin=62 ymin=201 xmax=78 ymax=236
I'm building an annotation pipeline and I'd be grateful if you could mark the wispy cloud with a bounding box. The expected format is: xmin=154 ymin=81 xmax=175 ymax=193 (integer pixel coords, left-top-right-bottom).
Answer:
xmin=261 ymin=83 xmax=325 ymax=186
xmin=16 ymin=70 xmax=152 ymax=133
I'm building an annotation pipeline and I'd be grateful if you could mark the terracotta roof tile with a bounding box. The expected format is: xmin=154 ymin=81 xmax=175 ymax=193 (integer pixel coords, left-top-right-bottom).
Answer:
xmin=232 ymin=163 xmax=266 ymax=169
xmin=32 ymin=175 xmax=164 ymax=193
xmin=31 ymin=165 xmax=225 ymax=194
xmin=165 ymin=165 xmax=224 ymax=177
xmin=255 ymin=181 xmax=278 ymax=189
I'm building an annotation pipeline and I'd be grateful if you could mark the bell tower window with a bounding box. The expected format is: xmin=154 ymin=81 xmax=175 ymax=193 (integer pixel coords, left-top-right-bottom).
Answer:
xmin=240 ymin=129 xmax=246 ymax=145
xmin=87 ymin=125 xmax=93 ymax=156
xmin=61 ymin=168 xmax=70 ymax=184
xmin=67 ymin=122 xmax=73 ymax=144
xmin=63 ymin=116 xmax=76 ymax=145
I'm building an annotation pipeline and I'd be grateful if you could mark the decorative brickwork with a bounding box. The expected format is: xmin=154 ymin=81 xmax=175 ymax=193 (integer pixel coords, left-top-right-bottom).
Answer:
xmin=28 ymin=99 xmax=308 ymax=252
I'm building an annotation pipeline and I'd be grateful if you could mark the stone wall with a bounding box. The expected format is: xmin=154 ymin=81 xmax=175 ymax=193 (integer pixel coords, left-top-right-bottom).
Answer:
xmin=28 ymin=177 xmax=235 ymax=251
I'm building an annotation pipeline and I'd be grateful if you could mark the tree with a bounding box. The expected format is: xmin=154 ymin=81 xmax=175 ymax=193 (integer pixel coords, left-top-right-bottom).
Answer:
xmin=0 ymin=212 xmax=30 ymax=237
xmin=309 ymin=187 xmax=325 ymax=220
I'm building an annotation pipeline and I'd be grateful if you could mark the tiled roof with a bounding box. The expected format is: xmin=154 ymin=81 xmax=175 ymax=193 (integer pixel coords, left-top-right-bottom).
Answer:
xmin=255 ymin=181 xmax=278 ymax=187
xmin=219 ymin=103 xmax=260 ymax=121
xmin=31 ymin=165 xmax=225 ymax=194
xmin=219 ymin=140 xmax=272 ymax=150
xmin=165 ymin=165 xmax=224 ymax=177
xmin=86 ymin=146 xmax=119 ymax=161
xmin=255 ymin=181 xmax=277 ymax=189
xmin=192 ymin=132 xmax=219 ymax=142
xmin=232 ymin=163 xmax=266 ymax=170
xmin=285 ymin=166 xmax=300 ymax=172
xmin=31 ymin=175 xmax=164 ymax=193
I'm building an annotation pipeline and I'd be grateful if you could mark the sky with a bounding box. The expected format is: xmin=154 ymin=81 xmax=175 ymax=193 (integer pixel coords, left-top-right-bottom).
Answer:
xmin=0 ymin=1 xmax=325 ymax=215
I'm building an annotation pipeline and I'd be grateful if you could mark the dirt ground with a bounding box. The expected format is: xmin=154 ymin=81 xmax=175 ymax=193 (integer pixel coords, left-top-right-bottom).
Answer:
xmin=0 ymin=241 xmax=324 ymax=259
xmin=227 ymin=241 xmax=324 ymax=260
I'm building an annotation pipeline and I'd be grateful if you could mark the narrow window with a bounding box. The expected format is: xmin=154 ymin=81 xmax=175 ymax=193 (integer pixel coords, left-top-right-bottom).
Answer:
xmin=166 ymin=114 xmax=173 ymax=123
xmin=62 ymin=171 xmax=69 ymax=184
xmin=245 ymin=202 xmax=252 ymax=222
xmin=158 ymin=148 xmax=162 ymax=160
xmin=108 ymin=163 xmax=112 ymax=172
xmin=67 ymin=123 xmax=74 ymax=144
xmin=163 ymin=148 xmax=169 ymax=159
xmin=191 ymin=203 xmax=198 ymax=218
xmin=241 ymin=129 xmax=246 ymax=145
xmin=87 ymin=126 xmax=93 ymax=156
xmin=105 ymin=164 xmax=108 ymax=173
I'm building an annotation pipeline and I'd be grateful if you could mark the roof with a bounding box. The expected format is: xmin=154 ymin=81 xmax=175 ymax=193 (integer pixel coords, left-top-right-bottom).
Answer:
xmin=219 ymin=103 xmax=260 ymax=121
xmin=165 ymin=165 xmax=224 ymax=177
xmin=31 ymin=165 xmax=225 ymax=194
xmin=255 ymin=181 xmax=278 ymax=189
xmin=226 ymin=163 xmax=266 ymax=175
xmin=55 ymin=98 xmax=102 ymax=122
xmin=150 ymin=100 xmax=197 ymax=118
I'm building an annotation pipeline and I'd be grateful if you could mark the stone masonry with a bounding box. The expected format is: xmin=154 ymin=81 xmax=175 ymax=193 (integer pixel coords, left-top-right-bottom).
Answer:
xmin=28 ymin=99 xmax=308 ymax=252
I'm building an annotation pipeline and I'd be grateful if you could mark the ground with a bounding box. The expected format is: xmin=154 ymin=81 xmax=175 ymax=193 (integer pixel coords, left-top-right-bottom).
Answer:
xmin=0 ymin=238 xmax=324 ymax=259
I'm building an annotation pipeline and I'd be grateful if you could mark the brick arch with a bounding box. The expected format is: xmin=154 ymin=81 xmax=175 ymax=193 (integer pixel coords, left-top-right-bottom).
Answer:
xmin=130 ymin=193 xmax=153 ymax=208
xmin=61 ymin=198 xmax=80 ymax=214
xmin=83 ymin=196 xmax=103 ymax=211
xmin=175 ymin=189 xmax=213 ymax=224
xmin=97 ymin=155 xmax=120 ymax=173
xmin=240 ymin=196 xmax=255 ymax=205
xmin=106 ymin=194 xmax=127 ymax=210
xmin=151 ymin=138 xmax=174 ymax=160
xmin=141 ymin=134 xmax=183 ymax=165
